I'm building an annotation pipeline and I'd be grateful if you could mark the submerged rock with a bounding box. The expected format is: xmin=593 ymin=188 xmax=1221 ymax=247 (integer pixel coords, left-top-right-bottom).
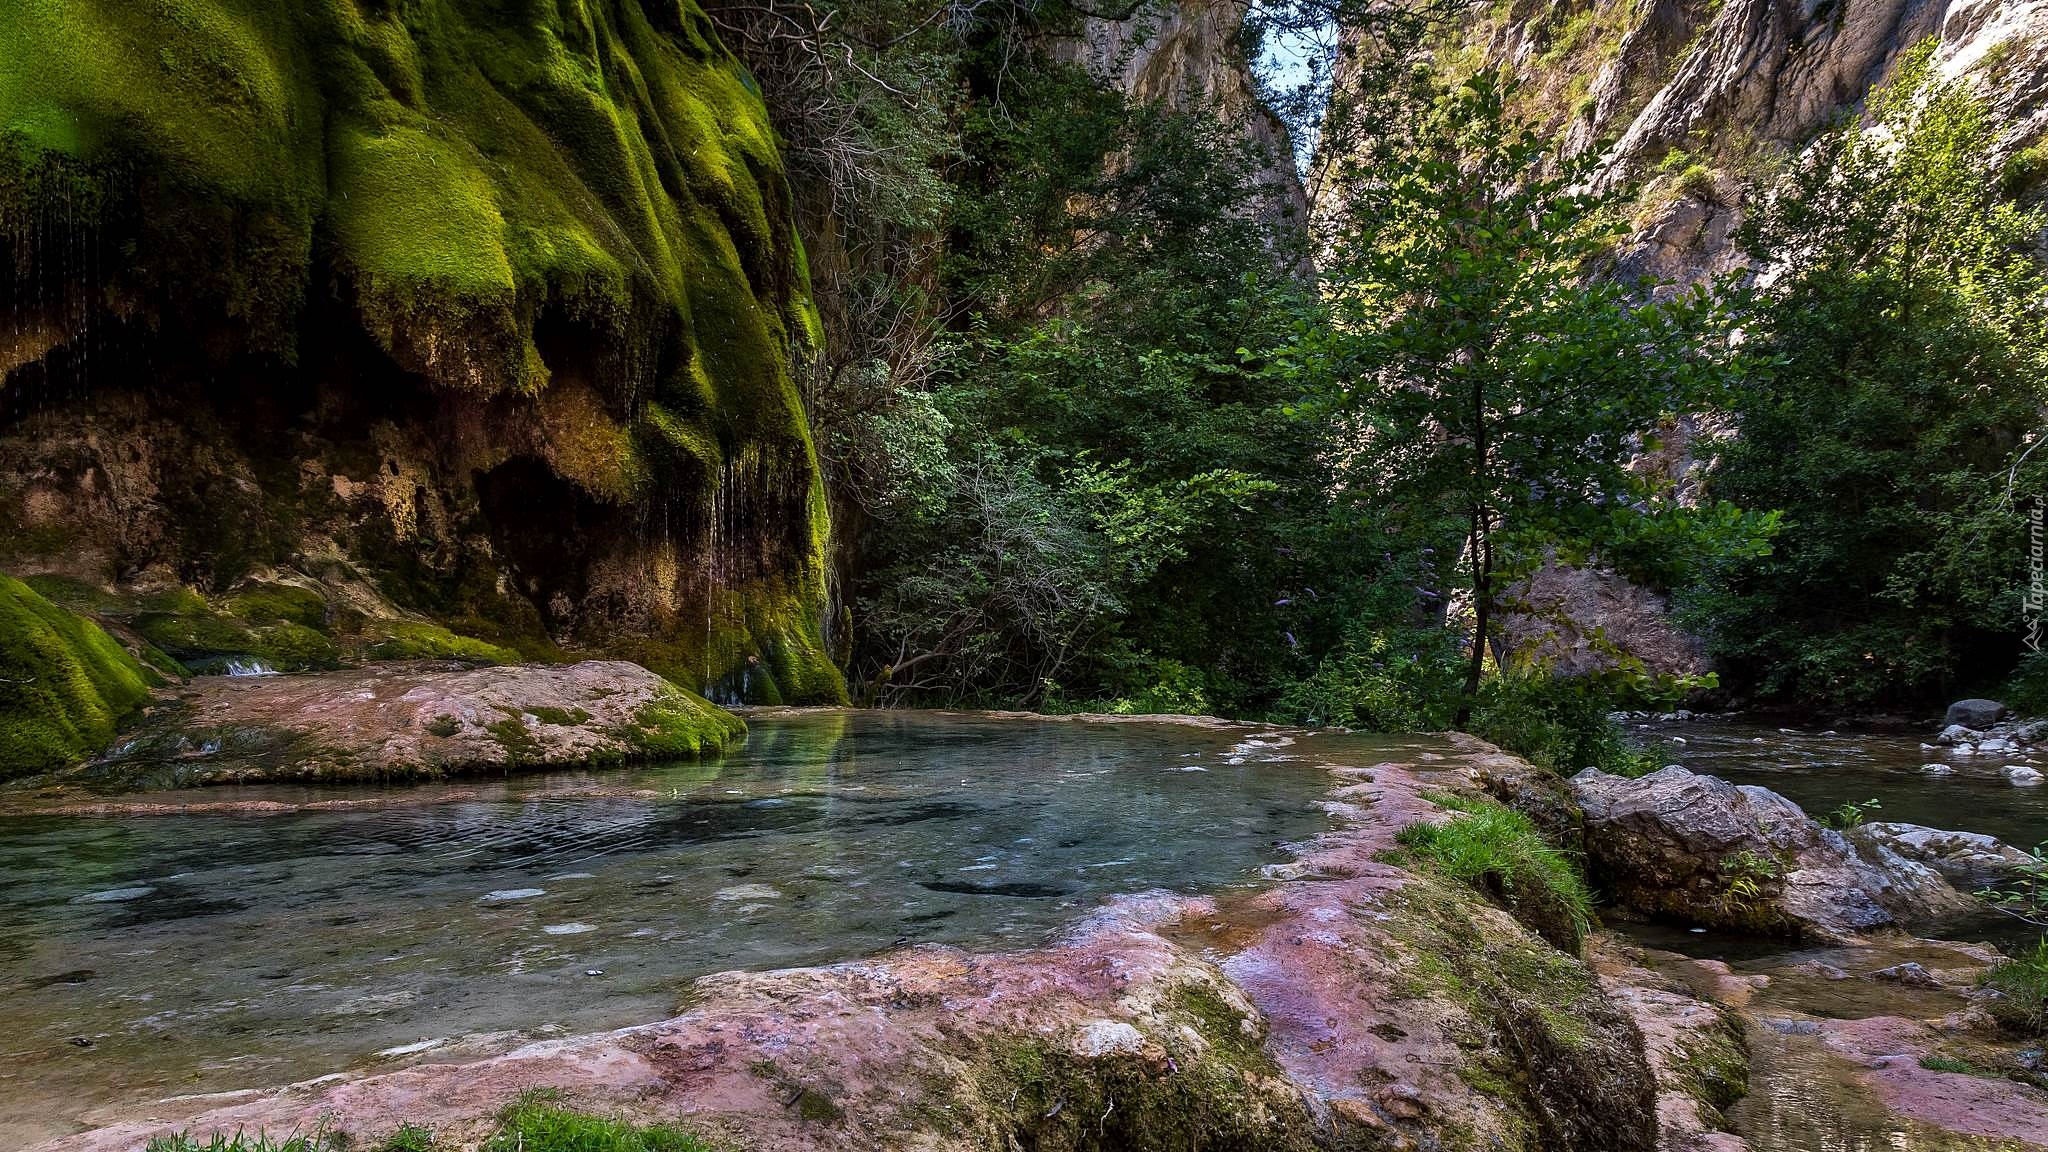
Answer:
xmin=1849 ymin=823 xmax=2039 ymax=889
xmin=82 ymin=661 xmax=744 ymax=786
xmin=1572 ymin=766 xmax=1976 ymax=939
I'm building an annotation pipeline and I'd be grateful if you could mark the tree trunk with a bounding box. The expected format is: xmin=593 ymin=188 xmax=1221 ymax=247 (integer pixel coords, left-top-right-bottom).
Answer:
xmin=1455 ymin=518 xmax=1490 ymax=728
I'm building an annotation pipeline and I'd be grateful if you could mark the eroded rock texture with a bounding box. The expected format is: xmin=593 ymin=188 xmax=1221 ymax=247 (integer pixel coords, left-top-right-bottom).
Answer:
xmin=1573 ymin=765 xmax=1978 ymax=938
xmin=0 ymin=0 xmax=843 ymax=706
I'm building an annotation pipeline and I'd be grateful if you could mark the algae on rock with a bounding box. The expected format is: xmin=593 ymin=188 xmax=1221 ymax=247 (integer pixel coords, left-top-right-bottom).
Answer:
xmin=0 ymin=573 xmax=155 ymax=780
xmin=0 ymin=0 xmax=843 ymax=703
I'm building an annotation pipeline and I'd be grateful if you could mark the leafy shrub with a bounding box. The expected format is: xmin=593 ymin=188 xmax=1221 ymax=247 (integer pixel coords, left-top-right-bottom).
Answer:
xmin=1981 ymin=938 xmax=2048 ymax=1042
xmin=1397 ymin=792 xmax=1594 ymax=953
xmin=2003 ymin=653 xmax=2048 ymax=717
xmin=1468 ymin=673 xmax=1661 ymax=778
xmin=1271 ymin=625 xmax=1463 ymax=732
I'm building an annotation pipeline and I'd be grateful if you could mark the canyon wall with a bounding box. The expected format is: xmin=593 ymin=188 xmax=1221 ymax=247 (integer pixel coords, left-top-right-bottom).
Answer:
xmin=0 ymin=0 xmax=843 ymax=704
xmin=1415 ymin=0 xmax=2048 ymax=281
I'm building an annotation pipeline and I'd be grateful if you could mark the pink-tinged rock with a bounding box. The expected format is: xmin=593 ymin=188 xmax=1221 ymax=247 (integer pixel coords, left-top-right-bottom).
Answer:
xmin=83 ymin=660 xmax=740 ymax=785
xmin=30 ymin=739 xmax=1660 ymax=1152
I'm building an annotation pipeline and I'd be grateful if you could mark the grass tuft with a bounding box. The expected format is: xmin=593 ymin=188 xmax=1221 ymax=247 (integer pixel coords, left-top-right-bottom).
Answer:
xmin=483 ymin=1096 xmax=717 ymax=1152
xmin=1982 ymin=938 xmax=2048 ymax=1042
xmin=1396 ymin=792 xmax=1594 ymax=953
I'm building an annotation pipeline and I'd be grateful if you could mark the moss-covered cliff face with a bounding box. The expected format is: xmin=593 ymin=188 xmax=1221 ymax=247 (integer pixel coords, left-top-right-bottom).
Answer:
xmin=0 ymin=573 xmax=155 ymax=780
xmin=0 ymin=0 xmax=843 ymax=705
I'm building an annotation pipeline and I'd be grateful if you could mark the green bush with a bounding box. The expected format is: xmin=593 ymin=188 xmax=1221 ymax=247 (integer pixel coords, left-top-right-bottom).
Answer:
xmin=1396 ymin=792 xmax=1594 ymax=953
xmin=1981 ymin=938 xmax=2048 ymax=1042
xmin=0 ymin=573 xmax=156 ymax=779
xmin=1468 ymin=673 xmax=1661 ymax=778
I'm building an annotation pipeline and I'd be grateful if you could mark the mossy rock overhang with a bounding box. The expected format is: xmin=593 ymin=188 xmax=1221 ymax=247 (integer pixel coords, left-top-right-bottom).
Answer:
xmin=0 ymin=572 xmax=155 ymax=781
xmin=0 ymin=0 xmax=843 ymax=703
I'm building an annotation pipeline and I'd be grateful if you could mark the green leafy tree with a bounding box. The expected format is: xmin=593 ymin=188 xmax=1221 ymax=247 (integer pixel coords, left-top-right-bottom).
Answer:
xmin=1303 ymin=71 xmax=1754 ymax=723
xmin=852 ymin=47 xmax=1330 ymax=707
xmin=1695 ymin=45 xmax=2048 ymax=710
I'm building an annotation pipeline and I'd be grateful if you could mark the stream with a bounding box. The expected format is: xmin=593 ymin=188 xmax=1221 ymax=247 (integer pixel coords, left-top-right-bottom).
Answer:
xmin=4 ymin=712 xmax=2045 ymax=1149
xmin=1630 ymin=718 xmax=2048 ymax=1152
xmin=0 ymin=711 xmax=1331 ymax=1146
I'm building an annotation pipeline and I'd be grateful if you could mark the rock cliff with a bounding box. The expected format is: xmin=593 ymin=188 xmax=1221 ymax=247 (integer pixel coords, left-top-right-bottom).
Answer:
xmin=1407 ymin=0 xmax=2048 ymax=281
xmin=0 ymin=0 xmax=844 ymax=707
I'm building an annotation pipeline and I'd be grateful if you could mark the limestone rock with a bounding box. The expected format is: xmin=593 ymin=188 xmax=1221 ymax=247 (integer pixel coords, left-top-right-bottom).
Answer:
xmin=1851 ymin=822 xmax=2040 ymax=888
xmin=1572 ymin=766 xmax=1977 ymax=938
xmin=1948 ymin=699 xmax=2011 ymax=729
xmin=84 ymin=661 xmax=744 ymax=786
xmin=1496 ymin=559 xmax=1711 ymax=680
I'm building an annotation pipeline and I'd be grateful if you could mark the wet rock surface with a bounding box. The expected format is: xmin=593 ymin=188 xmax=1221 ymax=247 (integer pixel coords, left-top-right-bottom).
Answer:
xmin=73 ymin=661 xmax=743 ymax=786
xmin=1573 ymin=765 xmax=1978 ymax=939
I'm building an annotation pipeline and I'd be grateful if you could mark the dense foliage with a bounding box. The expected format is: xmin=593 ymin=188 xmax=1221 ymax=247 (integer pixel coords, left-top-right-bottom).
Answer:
xmin=718 ymin=2 xmax=2048 ymax=746
xmin=1690 ymin=49 xmax=2048 ymax=711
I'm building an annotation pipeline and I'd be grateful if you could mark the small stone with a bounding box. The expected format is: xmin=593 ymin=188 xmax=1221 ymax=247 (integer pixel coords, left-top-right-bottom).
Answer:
xmin=1871 ymin=962 xmax=1941 ymax=989
xmin=1921 ymin=763 xmax=1955 ymax=775
xmin=1937 ymin=724 xmax=1981 ymax=746
xmin=2007 ymin=765 xmax=2044 ymax=785
xmin=1072 ymin=1020 xmax=1146 ymax=1058
xmin=1374 ymin=1082 xmax=1427 ymax=1121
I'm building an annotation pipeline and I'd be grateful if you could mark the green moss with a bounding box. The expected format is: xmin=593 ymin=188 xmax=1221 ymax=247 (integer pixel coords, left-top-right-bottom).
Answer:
xmin=526 ymin=705 xmax=591 ymax=726
xmin=135 ymin=609 xmax=339 ymax=672
xmin=626 ymin=684 xmax=746 ymax=757
xmin=424 ymin=714 xmax=462 ymax=738
xmin=227 ymin=583 xmax=327 ymax=627
xmin=484 ymin=715 xmax=542 ymax=764
xmin=1671 ymin=1006 xmax=1749 ymax=1128
xmin=1378 ymin=876 xmax=1655 ymax=1149
xmin=973 ymin=989 xmax=1319 ymax=1152
xmin=364 ymin=620 xmax=521 ymax=665
xmin=0 ymin=572 xmax=157 ymax=779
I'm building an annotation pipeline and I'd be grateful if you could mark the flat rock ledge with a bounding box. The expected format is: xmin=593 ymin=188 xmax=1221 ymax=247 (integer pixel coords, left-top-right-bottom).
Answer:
xmin=78 ymin=661 xmax=744 ymax=786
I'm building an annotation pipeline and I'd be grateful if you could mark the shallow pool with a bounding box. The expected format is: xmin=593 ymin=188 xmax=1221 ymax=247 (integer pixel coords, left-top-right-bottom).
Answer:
xmin=0 ymin=710 xmax=1331 ymax=1144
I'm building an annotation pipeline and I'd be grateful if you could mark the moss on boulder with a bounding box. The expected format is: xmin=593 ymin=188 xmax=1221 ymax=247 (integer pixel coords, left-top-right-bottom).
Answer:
xmin=0 ymin=572 xmax=155 ymax=779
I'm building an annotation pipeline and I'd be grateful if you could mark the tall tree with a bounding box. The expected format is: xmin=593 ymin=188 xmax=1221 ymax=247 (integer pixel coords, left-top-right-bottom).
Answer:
xmin=1303 ymin=72 xmax=1753 ymax=723
xmin=1696 ymin=45 xmax=2048 ymax=710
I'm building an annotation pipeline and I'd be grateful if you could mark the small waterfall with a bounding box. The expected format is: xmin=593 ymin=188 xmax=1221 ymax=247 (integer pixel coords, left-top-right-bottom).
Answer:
xmin=224 ymin=659 xmax=279 ymax=677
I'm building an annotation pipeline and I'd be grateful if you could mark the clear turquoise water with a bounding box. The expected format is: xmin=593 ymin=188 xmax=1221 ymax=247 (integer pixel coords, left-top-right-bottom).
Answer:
xmin=0 ymin=710 xmax=1330 ymax=1144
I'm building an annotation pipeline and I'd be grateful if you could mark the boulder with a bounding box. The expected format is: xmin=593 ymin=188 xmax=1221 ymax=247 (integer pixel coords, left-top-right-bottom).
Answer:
xmin=1849 ymin=823 xmax=2039 ymax=890
xmin=1945 ymin=699 xmax=2008 ymax=729
xmin=1572 ymin=766 xmax=1977 ymax=939
xmin=2008 ymin=766 xmax=2045 ymax=786
xmin=84 ymin=660 xmax=745 ymax=786
xmin=1937 ymin=724 xmax=1982 ymax=746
